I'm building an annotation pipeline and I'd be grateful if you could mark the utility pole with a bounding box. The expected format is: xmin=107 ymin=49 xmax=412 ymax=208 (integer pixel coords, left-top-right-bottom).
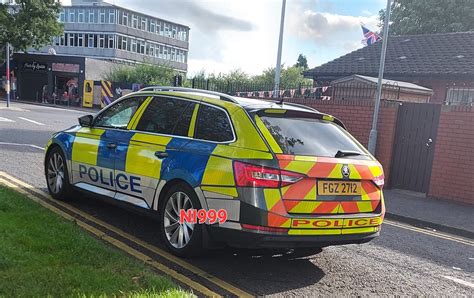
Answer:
xmin=273 ymin=0 xmax=286 ymax=99
xmin=367 ymin=0 xmax=391 ymax=154
xmin=6 ymin=43 xmax=10 ymax=108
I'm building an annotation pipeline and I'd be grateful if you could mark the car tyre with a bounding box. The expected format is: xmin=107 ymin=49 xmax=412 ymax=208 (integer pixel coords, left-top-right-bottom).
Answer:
xmin=45 ymin=146 xmax=73 ymax=201
xmin=159 ymin=183 xmax=204 ymax=257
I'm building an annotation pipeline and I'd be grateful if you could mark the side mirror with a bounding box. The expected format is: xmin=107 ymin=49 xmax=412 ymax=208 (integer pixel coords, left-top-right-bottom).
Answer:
xmin=78 ymin=115 xmax=93 ymax=127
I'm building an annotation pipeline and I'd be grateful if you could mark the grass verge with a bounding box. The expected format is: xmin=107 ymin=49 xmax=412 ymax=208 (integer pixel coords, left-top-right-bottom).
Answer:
xmin=0 ymin=186 xmax=192 ymax=297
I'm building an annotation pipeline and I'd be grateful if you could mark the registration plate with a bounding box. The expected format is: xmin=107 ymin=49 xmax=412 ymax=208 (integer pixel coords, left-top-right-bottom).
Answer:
xmin=317 ymin=181 xmax=361 ymax=195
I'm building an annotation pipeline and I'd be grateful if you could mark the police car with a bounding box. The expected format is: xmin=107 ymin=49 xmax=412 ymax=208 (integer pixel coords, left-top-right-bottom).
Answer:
xmin=44 ymin=87 xmax=385 ymax=257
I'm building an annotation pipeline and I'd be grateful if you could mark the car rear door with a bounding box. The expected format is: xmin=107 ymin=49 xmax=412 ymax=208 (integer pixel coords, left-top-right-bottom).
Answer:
xmin=122 ymin=96 xmax=198 ymax=209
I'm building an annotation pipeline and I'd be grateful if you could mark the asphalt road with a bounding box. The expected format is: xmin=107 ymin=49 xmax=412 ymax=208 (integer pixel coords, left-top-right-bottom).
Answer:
xmin=1 ymin=102 xmax=473 ymax=296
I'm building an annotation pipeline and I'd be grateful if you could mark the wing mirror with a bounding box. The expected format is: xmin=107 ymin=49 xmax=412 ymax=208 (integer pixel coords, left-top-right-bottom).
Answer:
xmin=78 ymin=115 xmax=94 ymax=127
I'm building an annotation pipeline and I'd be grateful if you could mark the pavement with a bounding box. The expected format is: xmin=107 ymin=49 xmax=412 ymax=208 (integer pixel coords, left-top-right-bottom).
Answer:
xmin=1 ymin=101 xmax=473 ymax=295
xmin=385 ymin=189 xmax=474 ymax=238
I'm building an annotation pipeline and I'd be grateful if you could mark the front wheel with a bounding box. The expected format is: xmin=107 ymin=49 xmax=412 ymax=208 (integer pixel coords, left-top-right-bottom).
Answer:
xmin=159 ymin=183 xmax=204 ymax=257
xmin=45 ymin=146 xmax=73 ymax=201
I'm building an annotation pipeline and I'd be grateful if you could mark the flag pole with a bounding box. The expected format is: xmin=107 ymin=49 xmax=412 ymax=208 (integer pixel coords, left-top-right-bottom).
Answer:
xmin=273 ymin=0 xmax=286 ymax=102
xmin=367 ymin=0 xmax=391 ymax=154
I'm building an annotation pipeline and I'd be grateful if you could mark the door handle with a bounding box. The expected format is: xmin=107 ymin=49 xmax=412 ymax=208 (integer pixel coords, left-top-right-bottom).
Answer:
xmin=426 ymin=138 xmax=433 ymax=147
xmin=155 ymin=151 xmax=168 ymax=159
xmin=106 ymin=142 xmax=117 ymax=149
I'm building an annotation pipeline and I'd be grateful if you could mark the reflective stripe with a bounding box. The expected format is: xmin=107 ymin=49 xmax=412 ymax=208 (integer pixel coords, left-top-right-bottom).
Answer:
xmin=187 ymin=104 xmax=200 ymax=137
xmin=72 ymin=128 xmax=105 ymax=165
xmin=128 ymin=96 xmax=153 ymax=130
xmin=201 ymin=186 xmax=238 ymax=197
xmin=254 ymin=115 xmax=283 ymax=154
xmin=201 ymin=156 xmax=235 ymax=186
xmin=212 ymin=144 xmax=273 ymax=159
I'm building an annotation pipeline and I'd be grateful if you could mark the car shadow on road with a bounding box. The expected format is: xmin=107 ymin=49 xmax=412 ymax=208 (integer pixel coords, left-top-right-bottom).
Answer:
xmin=66 ymin=193 xmax=326 ymax=295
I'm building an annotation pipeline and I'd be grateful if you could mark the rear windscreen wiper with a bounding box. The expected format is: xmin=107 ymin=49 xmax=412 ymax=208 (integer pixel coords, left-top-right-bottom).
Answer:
xmin=335 ymin=150 xmax=365 ymax=158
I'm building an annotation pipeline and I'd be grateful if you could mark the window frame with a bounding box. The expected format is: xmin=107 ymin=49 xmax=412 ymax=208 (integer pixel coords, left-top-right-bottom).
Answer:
xmin=93 ymin=96 xmax=147 ymax=130
xmin=131 ymin=95 xmax=236 ymax=144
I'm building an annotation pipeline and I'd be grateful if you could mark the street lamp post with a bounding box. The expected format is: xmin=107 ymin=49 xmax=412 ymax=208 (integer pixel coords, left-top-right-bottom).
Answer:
xmin=6 ymin=43 xmax=10 ymax=108
xmin=367 ymin=0 xmax=392 ymax=154
xmin=273 ymin=0 xmax=286 ymax=100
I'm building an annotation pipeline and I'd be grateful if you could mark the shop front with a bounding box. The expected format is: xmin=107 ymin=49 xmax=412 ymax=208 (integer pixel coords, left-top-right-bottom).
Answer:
xmin=14 ymin=53 xmax=85 ymax=106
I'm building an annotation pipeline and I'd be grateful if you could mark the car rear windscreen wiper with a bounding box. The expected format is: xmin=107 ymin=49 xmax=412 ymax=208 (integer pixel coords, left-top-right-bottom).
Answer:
xmin=334 ymin=150 xmax=365 ymax=158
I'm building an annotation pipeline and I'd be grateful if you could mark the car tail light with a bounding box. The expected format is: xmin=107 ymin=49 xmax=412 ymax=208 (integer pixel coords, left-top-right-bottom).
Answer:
xmin=241 ymin=224 xmax=288 ymax=233
xmin=233 ymin=161 xmax=304 ymax=188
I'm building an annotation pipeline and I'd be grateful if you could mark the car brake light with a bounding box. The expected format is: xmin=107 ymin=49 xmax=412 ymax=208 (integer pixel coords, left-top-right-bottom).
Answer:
xmin=241 ymin=224 xmax=288 ymax=233
xmin=233 ymin=161 xmax=304 ymax=188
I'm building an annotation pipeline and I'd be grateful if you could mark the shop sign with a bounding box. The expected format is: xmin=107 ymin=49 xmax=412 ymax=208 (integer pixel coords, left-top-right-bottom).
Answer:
xmin=52 ymin=63 xmax=80 ymax=73
xmin=22 ymin=62 xmax=47 ymax=71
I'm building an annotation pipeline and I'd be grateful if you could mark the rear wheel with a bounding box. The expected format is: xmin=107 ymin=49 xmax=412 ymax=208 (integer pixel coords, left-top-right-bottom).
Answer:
xmin=159 ymin=183 xmax=204 ymax=257
xmin=45 ymin=146 xmax=73 ymax=201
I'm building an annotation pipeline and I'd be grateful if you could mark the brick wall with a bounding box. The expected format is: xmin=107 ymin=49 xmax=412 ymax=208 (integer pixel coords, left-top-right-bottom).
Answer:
xmin=284 ymin=98 xmax=399 ymax=183
xmin=428 ymin=106 xmax=474 ymax=203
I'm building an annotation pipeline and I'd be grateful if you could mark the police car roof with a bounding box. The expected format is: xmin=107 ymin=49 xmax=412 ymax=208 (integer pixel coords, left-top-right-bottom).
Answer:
xmin=138 ymin=86 xmax=319 ymax=114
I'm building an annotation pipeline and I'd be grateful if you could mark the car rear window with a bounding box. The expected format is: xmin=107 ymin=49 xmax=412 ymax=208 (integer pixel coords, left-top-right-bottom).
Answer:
xmin=259 ymin=116 xmax=367 ymax=157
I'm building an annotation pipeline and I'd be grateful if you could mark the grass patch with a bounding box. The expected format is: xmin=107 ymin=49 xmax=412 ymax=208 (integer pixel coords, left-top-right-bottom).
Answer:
xmin=0 ymin=186 xmax=192 ymax=297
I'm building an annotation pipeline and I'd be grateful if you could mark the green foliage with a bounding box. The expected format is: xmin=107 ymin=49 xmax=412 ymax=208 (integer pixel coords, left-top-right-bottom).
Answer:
xmin=295 ymin=54 xmax=308 ymax=70
xmin=0 ymin=0 xmax=63 ymax=52
xmin=105 ymin=63 xmax=176 ymax=85
xmin=379 ymin=0 xmax=474 ymax=35
xmin=192 ymin=65 xmax=312 ymax=89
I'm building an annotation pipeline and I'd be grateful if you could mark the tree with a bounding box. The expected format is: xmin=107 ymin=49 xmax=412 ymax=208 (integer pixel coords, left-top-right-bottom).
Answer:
xmin=0 ymin=0 xmax=63 ymax=55
xmin=294 ymin=54 xmax=308 ymax=70
xmin=105 ymin=63 xmax=175 ymax=85
xmin=379 ymin=0 xmax=474 ymax=35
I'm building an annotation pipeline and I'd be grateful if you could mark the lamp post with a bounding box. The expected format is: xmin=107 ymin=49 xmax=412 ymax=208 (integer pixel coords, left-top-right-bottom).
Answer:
xmin=6 ymin=43 xmax=10 ymax=108
xmin=273 ymin=0 xmax=286 ymax=100
xmin=367 ymin=0 xmax=391 ymax=154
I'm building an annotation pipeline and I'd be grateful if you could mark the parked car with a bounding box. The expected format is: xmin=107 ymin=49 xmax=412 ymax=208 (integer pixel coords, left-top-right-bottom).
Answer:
xmin=44 ymin=87 xmax=385 ymax=257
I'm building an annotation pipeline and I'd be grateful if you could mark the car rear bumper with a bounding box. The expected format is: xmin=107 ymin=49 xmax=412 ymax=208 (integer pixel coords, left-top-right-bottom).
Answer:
xmin=209 ymin=225 xmax=379 ymax=249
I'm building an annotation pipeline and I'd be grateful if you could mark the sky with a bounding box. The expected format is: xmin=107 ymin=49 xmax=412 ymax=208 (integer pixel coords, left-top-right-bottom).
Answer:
xmin=62 ymin=0 xmax=386 ymax=75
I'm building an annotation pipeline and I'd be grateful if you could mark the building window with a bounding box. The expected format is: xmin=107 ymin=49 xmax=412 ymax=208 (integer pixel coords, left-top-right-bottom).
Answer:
xmin=99 ymin=9 xmax=106 ymax=23
xmin=172 ymin=25 xmax=177 ymax=39
xmin=132 ymin=15 xmax=138 ymax=28
xmin=68 ymin=33 xmax=74 ymax=46
xmin=78 ymin=33 xmax=84 ymax=47
xmin=149 ymin=20 xmax=155 ymax=33
xmin=108 ymin=9 xmax=115 ymax=24
xmin=60 ymin=34 xmax=65 ymax=46
xmin=89 ymin=10 xmax=95 ymax=23
xmin=108 ymin=35 xmax=115 ymax=49
xmin=140 ymin=17 xmax=146 ymax=31
xmin=122 ymin=11 xmax=128 ymax=26
xmin=98 ymin=34 xmax=104 ymax=48
xmin=69 ymin=9 xmax=76 ymax=22
xmin=139 ymin=40 xmax=145 ymax=54
xmin=77 ymin=9 xmax=85 ymax=23
xmin=157 ymin=21 xmax=162 ymax=35
xmin=131 ymin=39 xmax=137 ymax=52
xmin=164 ymin=23 xmax=170 ymax=37
xmin=59 ymin=11 xmax=65 ymax=22
xmin=87 ymin=34 xmax=95 ymax=48
xmin=446 ymin=88 xmax=474 ymax=105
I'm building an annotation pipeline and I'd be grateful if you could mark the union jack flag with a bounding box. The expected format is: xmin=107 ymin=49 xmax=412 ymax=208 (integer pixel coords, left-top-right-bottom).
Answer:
xmin=361 ymin=25 xmax=381 ymax=46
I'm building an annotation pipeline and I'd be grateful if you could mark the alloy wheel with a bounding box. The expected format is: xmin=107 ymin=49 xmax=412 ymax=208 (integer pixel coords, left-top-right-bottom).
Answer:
xmin=47 ymin=152 xmax=65 ymax=194
xmin=163 ymin=191 xmax=195 ymax=249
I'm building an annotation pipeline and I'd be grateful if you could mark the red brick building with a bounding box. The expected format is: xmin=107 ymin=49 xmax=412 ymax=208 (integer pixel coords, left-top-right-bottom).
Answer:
xmin=304 ymin=31 xmax=474 ymax=105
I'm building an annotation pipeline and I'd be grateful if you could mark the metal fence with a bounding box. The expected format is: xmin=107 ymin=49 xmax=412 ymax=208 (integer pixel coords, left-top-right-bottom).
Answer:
xmin=185 ymin=78 xmax=405 ymax=101
xmin=445 ymin=86 xmax=474 ymax=106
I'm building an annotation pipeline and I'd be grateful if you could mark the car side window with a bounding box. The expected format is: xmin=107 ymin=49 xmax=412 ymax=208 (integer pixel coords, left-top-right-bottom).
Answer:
xmin=135 ymin=97 xmax=195 ymax=136
xmin=195 ymin=104 xmax=233 ymax=142
xmin=94 ymin=97 xmax=146 ymax=129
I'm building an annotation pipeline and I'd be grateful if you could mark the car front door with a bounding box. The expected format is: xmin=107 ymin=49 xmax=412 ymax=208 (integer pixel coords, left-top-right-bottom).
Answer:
xmin=71 ymin=96 xmax=147 ymax=197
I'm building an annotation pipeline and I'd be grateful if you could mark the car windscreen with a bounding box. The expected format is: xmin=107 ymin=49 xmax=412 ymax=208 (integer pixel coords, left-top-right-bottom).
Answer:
xmin=259 ymin=116 xmax=368 ymax=158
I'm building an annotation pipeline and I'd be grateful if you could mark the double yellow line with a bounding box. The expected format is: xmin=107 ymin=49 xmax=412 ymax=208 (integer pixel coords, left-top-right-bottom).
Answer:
xmin=0 ymin=172 xmax=252 ymax=297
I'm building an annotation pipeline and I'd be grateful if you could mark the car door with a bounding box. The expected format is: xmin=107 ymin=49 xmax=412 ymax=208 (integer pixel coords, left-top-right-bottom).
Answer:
xmin=121 ymin=96 xmax=198 ymax=209
xmin=71 ymin=96 xmax=146 ymax=197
